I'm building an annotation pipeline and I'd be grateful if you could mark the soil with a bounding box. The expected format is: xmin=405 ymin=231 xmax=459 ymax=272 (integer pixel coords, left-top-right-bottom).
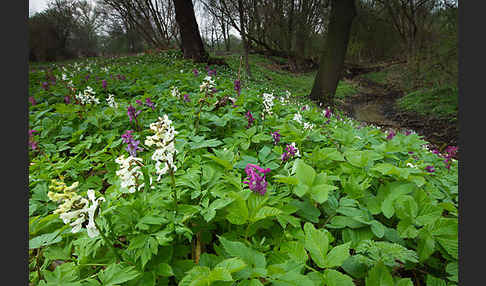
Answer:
xmin=338 ymin=70 xmax=459 ymax=158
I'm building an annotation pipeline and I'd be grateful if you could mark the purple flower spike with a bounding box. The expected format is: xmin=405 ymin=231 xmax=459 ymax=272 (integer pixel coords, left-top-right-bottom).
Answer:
xmin=425 ymin=165 xmax=435 ymax=173
xmin=136 ymin=99 xmax=143 ymax=106
xmin=243 ymin=163 xmax=271 ymax=195
xmin=102 ymin=79 xmax=107 ymax=90
xmin=193 ymin=69 xmax=199 ymax=76
xmin=41 ymin=82 xmax=49 ymax=91
xmin=29 ymin=96 xmax=36 ymax=106
xmin=183 ymin=94 xmax=190 ymax=102
xmin=127 ymin=105 xmax=142 ymax=123
xmin=64 ymin=95 xmax=71 ymax=104
xmin=126 ymin=140 xmax=143 ymax=157
xmin=271 ymin=130 xmax=281 ymax=145
xmin=404 ymin=130 xmax=412 ymax=136
xmin=234 ymin=79 xmax=241 ymax=96
xmin=145 ymin=98 xmax=155 ymax=110
xmin=245 ymin=111 xmax=254 ymax=128
xmin=121 ymin=130 xmax=134 ymax=143
xmin=85 ymin=75 xmax=90 ymax=81
xmin=281 ymin=143 xmax=299 ymax=162
xmin=29 ymin=129 xmax=38 ymax=151
xmin=324 ymin=107 xmax=332 ymax=118
xmin=386 ymin=130 xmax=396 ymax=140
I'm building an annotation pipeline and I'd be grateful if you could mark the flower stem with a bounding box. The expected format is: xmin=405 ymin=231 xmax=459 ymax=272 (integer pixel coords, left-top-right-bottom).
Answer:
xmin=93 ymin=217 xmax=122 ymax=262
xmin=169 ymin=168 xmax=178 ymax=210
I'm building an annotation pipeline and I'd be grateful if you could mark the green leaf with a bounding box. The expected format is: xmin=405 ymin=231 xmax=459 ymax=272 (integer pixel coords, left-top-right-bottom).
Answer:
xmin=156 ymin=263 xmax=174 ymax=277
xmin=365 ymin=262 xmax=394 ymax=286
xmin=397 ymin=218 xmax=419 ymax=238
xmin=190 ymin=138 xmax=223 ymax=149
xmin=98 ymin=263 xmax=141 ymax=286
xmin=323 ymin=269 xmax=355 ymax=286
xmin=396 ymin=278 xmax=414 ymax=286
xmin=43 ymin=262 xmax=81 ymax=286
xmin=29 ymin=229 xmax=62 ymax=249
xmin=303 ymin=222 xmax=329 ymax=268
xmin=280 ymin=241 xmax=308 ymax=264
xmin=215 ymin=257 xmax=247 ymax=273
xmin=225 ymin=193 xmax=249 ymax=225
xmin=324 ymin=242 xmax=351 ymax=268
xmin=295 ymin=159 xmax=316 ymax=186
xmin=219 ymin=236 xmax=266 ymax=275
xmin=446 ymin=262 xmax=458 ymax=282
xmin=370 ymin=221 xmax=385 ymax=238
xmin=381 ymin=182 xmax=416 ymax=219
xmin=426 ymin=275 xmax=447 ymax=286
xmin=309 ymin=183 xmax=337 ymax=204
xmin=417 ymin=230 xmax=436 ymax=262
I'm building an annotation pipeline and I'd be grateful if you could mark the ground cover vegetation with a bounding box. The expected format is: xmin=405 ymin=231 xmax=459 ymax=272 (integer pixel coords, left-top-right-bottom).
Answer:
xmin=29 ymin=50 xmax=458 ymax=286
xmin=28 ymin=0 xmax=458 ymax=285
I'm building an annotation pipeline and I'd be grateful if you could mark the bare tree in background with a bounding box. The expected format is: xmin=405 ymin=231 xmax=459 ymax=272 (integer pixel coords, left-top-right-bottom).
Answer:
xmin=97 ymin=0 xmax=178 ymax=48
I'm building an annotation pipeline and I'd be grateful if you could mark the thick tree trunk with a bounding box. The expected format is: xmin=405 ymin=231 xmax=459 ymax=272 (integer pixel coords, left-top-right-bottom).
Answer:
xmin=237 ymin=0 xmax=252 ymax=77
xmin=173 ymin=0 xmax=208 ymax=62
xmin=309 ymin=0 xmax=356 ymax=107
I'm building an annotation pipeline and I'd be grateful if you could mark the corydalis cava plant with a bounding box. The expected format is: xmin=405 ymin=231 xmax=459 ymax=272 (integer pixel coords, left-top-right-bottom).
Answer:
xmin=145 ymin=115 xmax=178 ymax=181
xmin=75 ymin=86 xmax=99 ymax=105
xmin=262 ymin=92 xmax=275 ymax=119
xmin=48 ymin=180 xmax=105 ymax=238
xmin=115 ymin=155 xmax=146 ymax=193
xmin=243 ymin=164 xmax=271 ymax=195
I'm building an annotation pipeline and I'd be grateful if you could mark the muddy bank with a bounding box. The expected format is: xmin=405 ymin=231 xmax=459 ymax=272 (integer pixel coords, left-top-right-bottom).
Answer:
xmin=338 ymin=77 xmax=459 ymax=157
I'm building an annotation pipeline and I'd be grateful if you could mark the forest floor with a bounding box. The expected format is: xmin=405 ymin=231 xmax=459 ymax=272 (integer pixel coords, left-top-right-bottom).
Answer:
xmin=338 ymin=63 xmax=458 ymax=157
xmin=221 ymin=53 xmax=458 ymax=157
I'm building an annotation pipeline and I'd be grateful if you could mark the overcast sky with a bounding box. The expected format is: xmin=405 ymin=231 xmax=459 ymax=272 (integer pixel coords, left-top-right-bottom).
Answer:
xmin=29 ymin=0 xmax=49 ymax=15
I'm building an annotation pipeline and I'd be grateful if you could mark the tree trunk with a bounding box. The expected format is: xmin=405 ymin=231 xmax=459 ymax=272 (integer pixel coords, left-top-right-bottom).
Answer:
xmin=173 ymin=0 xmax=208 ymax=62
xmin=237 ymin=0 xmax=252 ymax=78
xmin=309 ymin=0 xmax=356 ymax=107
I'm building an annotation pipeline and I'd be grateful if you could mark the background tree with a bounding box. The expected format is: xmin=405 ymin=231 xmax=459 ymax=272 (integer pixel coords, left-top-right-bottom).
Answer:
xmin=173 ymin=0 xmax=209 ymax=62
xmin=309 ymin=0 xmax=356 ymax=107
